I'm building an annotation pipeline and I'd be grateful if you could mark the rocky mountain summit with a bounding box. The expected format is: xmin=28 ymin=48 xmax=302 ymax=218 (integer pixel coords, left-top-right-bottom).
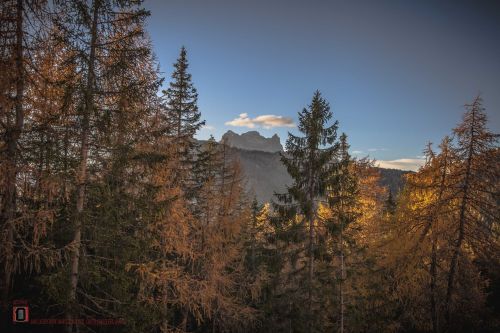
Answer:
xmin=217 ymin=131 xmax=409 ymax=203
xmin=221 ymin=130 xmax=283 ymax=153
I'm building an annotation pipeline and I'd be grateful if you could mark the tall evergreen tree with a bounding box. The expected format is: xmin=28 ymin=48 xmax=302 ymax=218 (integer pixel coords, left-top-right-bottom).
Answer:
xmin=384 ymin=190 xmax=396 ymax=215
xmin=49 ymin=1 xmax=153 ymax=330
xmin=2 ymin=1 xmax=499 ymax=330
xmin=162 ymin=46 xmax=205 ymax=185
xmin=326 ymin=133 xmax=359 ymax=333
xmin=275 ymin=90 xmax=340 ymax=332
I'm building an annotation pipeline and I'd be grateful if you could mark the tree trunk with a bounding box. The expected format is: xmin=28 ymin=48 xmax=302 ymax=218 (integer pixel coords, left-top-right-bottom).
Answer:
xmin=180 ymin=309 xmax=188 ymax=332
xmin=161 ymin=289 xmax=169 ymax=333
xmin=444 ymin=186 xmax=468 ymax=328
xmin=430 ymin=236 xmax=438 ymax=333
xmin=66 ymin=1 xmax=99 ymax=331
xmin=1 ymin=1 xmax=24 ymax=329
xmin=307 ymin=181 xmax=315 ymax=333
xmin=307 ymin=210 xmax=314 ymax=333
xmin=61 ymin=85 xmax=74 ymax=202
xmin=340 ymin=215 xmax=345 ymax=333
xmin=251 ymin=207 xmax=256 ymax=272
xmin=306 ymin=145 xmax=317 ymax=333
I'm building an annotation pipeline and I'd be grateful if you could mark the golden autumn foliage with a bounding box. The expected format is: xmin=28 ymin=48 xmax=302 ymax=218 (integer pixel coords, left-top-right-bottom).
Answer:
xmin=0 ymin=1 xmax=497 ymax=331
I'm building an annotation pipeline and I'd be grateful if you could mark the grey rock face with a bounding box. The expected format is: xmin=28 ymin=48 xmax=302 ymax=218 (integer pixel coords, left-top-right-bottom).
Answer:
xmin=212 ymin=131 xmax=409 ymax=203
xmin=221 ymin=130 xmax=283 ymax=153
xmin=229 ymin=147 xmax=292 ymax=203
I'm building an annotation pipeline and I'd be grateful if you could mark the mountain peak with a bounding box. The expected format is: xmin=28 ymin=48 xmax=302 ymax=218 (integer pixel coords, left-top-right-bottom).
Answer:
xmin=221 ymin=130 xmax=283 ymax=153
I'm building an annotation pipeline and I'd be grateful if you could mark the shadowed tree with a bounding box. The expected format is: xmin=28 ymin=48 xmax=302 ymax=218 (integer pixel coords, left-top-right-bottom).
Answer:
xmin=326 ymin=133 xmax=359 ymax=333
xmin=50 ymin=1 xmax=152 ymax=330
xmin=162 ymin=46 xmax=205 ymax=189
xmin=274 ymin=90 xmax=340 ymax=333
xmin=0 ymin=1 xmax=50 ymax=330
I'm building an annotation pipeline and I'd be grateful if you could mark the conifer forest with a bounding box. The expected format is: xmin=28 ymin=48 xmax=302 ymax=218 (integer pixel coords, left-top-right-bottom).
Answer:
xmin=0 ymin=1 xmax=499 ymax=332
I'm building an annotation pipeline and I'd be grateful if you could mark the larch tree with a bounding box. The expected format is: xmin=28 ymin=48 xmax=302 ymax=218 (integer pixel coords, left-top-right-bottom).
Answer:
xmin=380 ymin=97 xmax=499 ymax=332
xmin=189 ymin=139 xmax=255 ymax=332
xmin=395 ymin=137 xmax=455 ymax=333
xmin=1 ymin=1 xmax=498 ymax=330
xmin=445 ymin=96 xmax=499 ymax=329
xmin=421 ymin=138 xmax=454 ymax=333
xmin=348 ymin=159 xmax=393 ymax=332
xmin=130 ymin=138 xmax=255 ymax=333
xmin=0 ymin=1 xmax=48 ymax=328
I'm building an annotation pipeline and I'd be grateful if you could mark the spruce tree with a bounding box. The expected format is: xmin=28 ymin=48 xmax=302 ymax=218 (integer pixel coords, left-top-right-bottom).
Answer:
xmin=326 ymin=133 xmax=359 ymax=333
xmin=384 ymin=190 xmax=396 ymax=215
xmin=249 ymin=197 xmax=263 ymax=274
xmin=191 ymin=135 xmax=223 ymax=205
xmin=163 ymin=46 xmax=205 ymax=184
xmin=275 ymin=90 xmax=340 ymax=332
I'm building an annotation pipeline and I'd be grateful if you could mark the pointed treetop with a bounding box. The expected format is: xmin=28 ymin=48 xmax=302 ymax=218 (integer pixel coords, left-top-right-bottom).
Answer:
xmin=339 ymin=133 xmax=350 ymax=160
xmin=385 ymin=189 xmax=396 ymax=215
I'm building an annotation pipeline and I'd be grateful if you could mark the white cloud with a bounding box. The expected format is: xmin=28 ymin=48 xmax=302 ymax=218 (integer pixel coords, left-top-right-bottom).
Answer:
xmin=351 ymin=150 xmax=364 ymax=155
xmin=376 ymin=158 xmax=425 ymax=172
xmin=368 ymin=148 xmax=388 ymax=152
xmin=225 ymin=113 xmax=295 ymax=129
xmin=225 ymin=113 xmax=256 ymax=128
xmin=201 ymin=124 xmax=215 ymax=130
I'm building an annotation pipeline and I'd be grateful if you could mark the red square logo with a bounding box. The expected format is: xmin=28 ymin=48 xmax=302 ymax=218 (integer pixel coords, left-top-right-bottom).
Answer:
xmin=12 ymin=306 xmax=29 ymax=323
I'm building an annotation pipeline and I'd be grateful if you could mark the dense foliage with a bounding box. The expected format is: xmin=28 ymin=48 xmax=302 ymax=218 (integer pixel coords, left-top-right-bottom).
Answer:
xmin=0 ymin=1 xmax=498 ymax=332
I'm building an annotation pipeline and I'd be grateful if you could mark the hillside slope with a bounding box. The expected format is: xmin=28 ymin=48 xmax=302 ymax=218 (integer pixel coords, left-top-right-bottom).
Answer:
xmin=230 ymin=147 xmax=410 ymax=203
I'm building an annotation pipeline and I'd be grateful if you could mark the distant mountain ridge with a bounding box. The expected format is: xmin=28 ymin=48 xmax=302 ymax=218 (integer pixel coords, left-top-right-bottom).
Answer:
xmin=222 ymin=130 xmax=283 ymax=152
xmin=209 ymin=131 xmax=410 ymax=203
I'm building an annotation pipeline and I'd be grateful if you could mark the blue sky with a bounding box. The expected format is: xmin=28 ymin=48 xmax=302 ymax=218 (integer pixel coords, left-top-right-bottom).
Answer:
xmin=145 ymin=0 xmax=500 ymax=170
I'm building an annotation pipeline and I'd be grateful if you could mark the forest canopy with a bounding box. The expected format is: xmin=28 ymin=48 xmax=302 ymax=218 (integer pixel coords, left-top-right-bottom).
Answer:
xmin=0 ymin=1 xmax=498 ymax=333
